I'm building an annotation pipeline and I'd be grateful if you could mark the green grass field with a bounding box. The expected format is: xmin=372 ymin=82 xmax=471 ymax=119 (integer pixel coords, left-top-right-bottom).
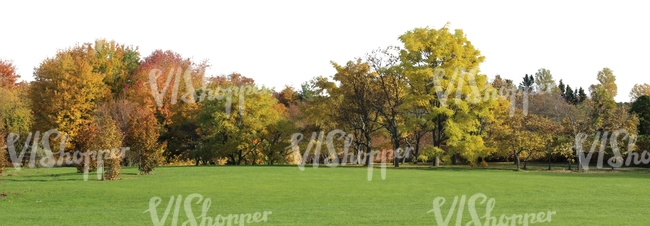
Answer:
xmin=1 ymin=165 xmax=649 ymax=225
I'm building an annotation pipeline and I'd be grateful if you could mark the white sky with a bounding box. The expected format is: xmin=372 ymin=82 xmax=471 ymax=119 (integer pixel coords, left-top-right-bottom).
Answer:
xmin=2 ymin=0 xmax=648 ymax=102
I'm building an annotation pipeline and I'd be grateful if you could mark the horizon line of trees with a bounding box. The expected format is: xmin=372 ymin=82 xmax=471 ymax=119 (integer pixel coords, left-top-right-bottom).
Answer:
xmin=1 ymin=24 xmax=650 ymax=180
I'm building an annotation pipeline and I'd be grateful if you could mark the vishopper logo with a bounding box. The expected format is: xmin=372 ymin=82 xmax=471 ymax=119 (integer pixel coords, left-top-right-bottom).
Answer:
xmin=427 ymin=67 xmax=550 ymax=117
xmin=427 ymin=193 xmax=556 ymax=226
xmin=2 ymin=129 xmax=128 ymax=181
xmin=288 ymin=129 xmax=413 ymax=181
xmin=144 ymin=193 xmax=272 ymax=226
xmin=575 ymin=129 xmax=646 ymax=170
xmin=148 ymin=67 xmax=270 ymax=117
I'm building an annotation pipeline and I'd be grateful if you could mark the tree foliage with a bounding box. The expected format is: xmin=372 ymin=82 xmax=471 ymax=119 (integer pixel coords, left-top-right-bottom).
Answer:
xmin=630 ymin=83 xmax=650 ymax=102
xmin=630 ymin=95 xmax=650 ymax=136
xmin=0 ymin=59 xmax=20 ymax=89
xmin=399 ymin=24 xmax=494 ymax=165
xmin=534 ymin=68 xmax=555 ymax=93
xmin=31 ymin=43 xmax=109 ymax=146
xmin=124 ymin=107 xmax=162 ymax=174
xmin=197 ymin=78 xmax=280 ymax=165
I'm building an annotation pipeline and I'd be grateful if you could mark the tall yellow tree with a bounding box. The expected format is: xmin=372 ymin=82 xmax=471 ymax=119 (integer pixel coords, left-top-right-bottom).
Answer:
xmin=399 ymin=24 xmax=495 ymax=165
xmin=31 ymin=43 xmax=108 ymax=145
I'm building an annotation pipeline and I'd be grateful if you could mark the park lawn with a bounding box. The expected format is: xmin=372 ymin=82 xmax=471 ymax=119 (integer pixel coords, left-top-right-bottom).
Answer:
xmin=0 ymin=165 xmax=649 ymax=225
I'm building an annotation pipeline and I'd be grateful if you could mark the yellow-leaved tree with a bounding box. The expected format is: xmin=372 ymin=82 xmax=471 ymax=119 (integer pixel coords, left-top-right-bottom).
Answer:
xmin=31 ymin=43 xmax=109 ymax=149
xmin=399 ymin=23 xmax=496 ymax=166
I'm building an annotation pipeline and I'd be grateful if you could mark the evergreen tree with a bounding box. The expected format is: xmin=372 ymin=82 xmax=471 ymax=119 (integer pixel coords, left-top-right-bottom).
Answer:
xmin=577 ymin=87 xmax=587 ymax=103
xmin=565 ymin=85 xmax=576 ymax=105
xmin=558 ymin=79 xmax=566 ymax=97
xmin=519 ymin=74 xmax=534 ymax=91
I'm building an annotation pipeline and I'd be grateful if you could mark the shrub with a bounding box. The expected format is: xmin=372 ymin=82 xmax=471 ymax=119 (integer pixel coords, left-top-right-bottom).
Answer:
xmin=125 ymin=108 xmax=161 ymax=175
xmin=102 ymin=149 xmax=123 ymax=180
xmin=75 ymin=123 xmax=99 ymax=173
xmin=75 ymin=115 xmax=123 ymax=180
xmin=212 ymin=157 xmax=229 ymax=166
xmin=0 ymin=148 xmax=7 ymax=175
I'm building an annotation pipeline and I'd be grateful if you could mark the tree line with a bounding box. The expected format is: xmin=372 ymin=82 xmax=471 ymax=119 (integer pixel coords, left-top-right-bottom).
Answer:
xmin=1 ymin=24 xmax=650 ymax=180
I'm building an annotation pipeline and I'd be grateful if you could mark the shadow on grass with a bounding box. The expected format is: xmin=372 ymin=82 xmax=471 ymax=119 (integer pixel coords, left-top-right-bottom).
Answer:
xmin=1 ymin=178 xmax=89 ymax=182
xmin=263 ymin=162 xmax=650 ymax=179
xmin=1 ymin=171 xmax=140 ymax=182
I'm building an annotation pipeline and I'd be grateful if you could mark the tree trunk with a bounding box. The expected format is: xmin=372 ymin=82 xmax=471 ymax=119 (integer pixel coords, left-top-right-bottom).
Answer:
xmin=413 ymin=135 xmax=422 ymax=163
xmin=236 ymin=150 xmax=244 ymax=165
xmin=514 ymin=151 xmax=520 ymax=170
xmin=523 ymin=158 xmax=528 ymax=170
xmin=573 ymin=147 xmax=579 ymax=171
xmin=363 ymin=132 xmax=373 ymax=167
xmin=548 ymin=153 xmax=551 ymax=170
xmin=523 ymin=152 xmax=533 ymax=170
xmin=364 ymin=142 xmax=372 ymax=167
xmin=356 ymin=149 xmax=362 ymax=165
xmin=393 ymin=139 xmax=400 ymax=167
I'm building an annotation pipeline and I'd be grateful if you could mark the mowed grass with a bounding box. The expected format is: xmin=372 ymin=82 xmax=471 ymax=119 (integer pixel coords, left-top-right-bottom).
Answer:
xmin=1 ymin=165 xmax=650 ymax=225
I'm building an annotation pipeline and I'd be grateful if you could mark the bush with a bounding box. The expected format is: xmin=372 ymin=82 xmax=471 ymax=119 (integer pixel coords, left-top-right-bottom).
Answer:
xmin=75 ymin=115 xmax=123 ymax=180
xmin=102 ymin=149 xmax=123 ymax=180
xmin=0 ymin=148 xmax=7 ymax=175
xmin=125 ymin=108 xmax=161 ymax=175
xmin=480 ymin=160 xmax=489 ymax=167
xmin=76 ymin=151 xmax=98 ymax=173
xmin=212 ymin=157 xmax=228 ymax=166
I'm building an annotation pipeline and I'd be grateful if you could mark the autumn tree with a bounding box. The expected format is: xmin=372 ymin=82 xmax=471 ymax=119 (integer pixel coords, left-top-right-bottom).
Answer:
xmin=0 ymin=84 xmax=33 ymax=175
xmin=534 ymin=68 xmax=556 ymax=93
xmin=94 ymin=116 xmax=123 ymax=180
xmin=590 ymin=68 xmax=620 ymax=130
xmin=399 ymin=24 xmax=494 ymax=166
xmin=325 ymin=60 xmax=383 ymax=166
xmin=575 ymin=69 xmax=639 ymax=170
xmin=260 ymin=105 xmax=297 ymax=165
xmin=90 ymin=39 xmax=140 ymax=99
xmin=366 ymin=46 xmax=408 ymax=167
xmin=590 ymin=67 xmax=618 ymax=99
xmin=0 ymin=59 xmax=20 ymax=89
xmin=125 ymin=107 xmax=162 ymax=174
xmin=94 ymin=99 xmax=140 ymax=165
xmin=31 ymin=43 xmax=109 ymax=147
xmin=274 ymin=85 xmax=300 ymax=107
xmin=524 ymin=114 xmax=560 ymax=170
xmin=630 ymin=83 xmax=650 ymax=102
xmin=75 ymin=121 xmax=100 ymax=173
xmin=124 ymin=50 xmax=209 ymax=163
xmin=492 ymin=75 xmax=514 ymax=90
xmin=73 ymin=112 xmax=123 ymax=180
xmin=124 ymin=49 xmax=207 ymax=120
xmin=197 ymin=77 xmax=281 ymax=165
xmin=493 ymin=108 xmax=544 ymax=170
